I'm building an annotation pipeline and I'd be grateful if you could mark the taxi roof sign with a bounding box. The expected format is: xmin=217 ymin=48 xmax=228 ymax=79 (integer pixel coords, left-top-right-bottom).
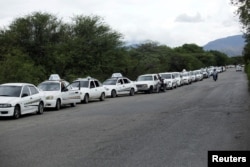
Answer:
xmin=111 ymin=73 xmax=123 ymax=78
xmin=49 ymin=74 xmax=61 ymax=80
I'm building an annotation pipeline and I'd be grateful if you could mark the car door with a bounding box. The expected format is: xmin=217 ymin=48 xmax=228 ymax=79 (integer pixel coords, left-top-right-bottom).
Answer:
xmin=20 ymin=85 xmax=33 ymax=114
xmin=89 ymin=80 xmax=99 ymax=98
xmin=28 ymin=85 xmax=41 ymax=112
xmin=116 ymin=78 xmax=125 ymax=95
xmin=66 ymin=82 xmax=81 ymax=104
xmin=94 ymin=80 xmax=103 ymax=98
xmin=122 ymin=78 xmax=132 ymax=94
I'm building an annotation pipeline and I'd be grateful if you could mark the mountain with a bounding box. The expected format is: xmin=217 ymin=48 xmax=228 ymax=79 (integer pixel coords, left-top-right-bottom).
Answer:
xmin=203 ymin=35 xmax=245 ymax=57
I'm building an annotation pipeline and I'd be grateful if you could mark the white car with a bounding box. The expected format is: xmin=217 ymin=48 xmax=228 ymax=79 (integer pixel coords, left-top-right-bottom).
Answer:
xmin=159 ymin=73 xmax=177 ymax=89
xmin=194 ymin=70 xmax=203 ymax=81
xmin=38 ymin=77 xmax=81 ymax=110
xmin=181 ymin=72 xmax=192 ymax=85
xmin=103 ymin=74 xmax=137 ymax=97
xmin=71 ymin=77 xmax=105 ymax=103
xmin=172 ymin=72 xmax=183 ymax=87
xmin=236 ymin=65 xmax=243 ymax=71
xmin=135 ymin=74 xmax=161 ymax=93
xmin=0 ymin=83 xmax=45 ymax=119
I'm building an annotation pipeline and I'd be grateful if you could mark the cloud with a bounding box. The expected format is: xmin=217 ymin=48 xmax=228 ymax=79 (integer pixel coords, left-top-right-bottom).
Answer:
xmin=0 ymin=0 xmax=242 ymax=47
xmin=175 ymin=13 xmax=204 ymax=23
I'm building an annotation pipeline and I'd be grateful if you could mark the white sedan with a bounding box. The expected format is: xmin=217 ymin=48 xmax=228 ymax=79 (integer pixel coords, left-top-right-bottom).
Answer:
xmin=71 ymin=77 xmax=106 ymax=103
xmin=37 ymin=80 xmax=81 ymax=110
xmin=103 ymin=76 xmax=137 ymax=97
xmin=0 ymin=83 xmax=45 ymax=119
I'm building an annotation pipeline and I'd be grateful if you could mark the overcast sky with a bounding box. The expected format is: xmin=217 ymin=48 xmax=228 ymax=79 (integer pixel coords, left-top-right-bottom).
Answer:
xmin=0 ymin=0 xmax=242 ymax=47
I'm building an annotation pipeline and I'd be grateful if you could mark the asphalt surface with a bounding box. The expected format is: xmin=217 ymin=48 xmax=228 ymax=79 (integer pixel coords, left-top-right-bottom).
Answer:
xmin=0 ymin=68 xmax=250 ymax=167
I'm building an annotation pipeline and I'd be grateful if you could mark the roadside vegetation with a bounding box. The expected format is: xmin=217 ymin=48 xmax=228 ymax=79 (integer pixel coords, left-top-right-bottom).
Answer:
xmin=0 ymin=12 xmax=244 ymax=85
xmin=231 ymin=0 xmax=250 ymax=90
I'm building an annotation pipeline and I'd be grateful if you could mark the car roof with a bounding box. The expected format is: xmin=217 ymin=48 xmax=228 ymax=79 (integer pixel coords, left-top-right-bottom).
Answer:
xmin=159 ymin=72 xmax=173 ymax=74
xmin=0 ymin=83 xmax=34 ymax=87
xmin=139 ymin=74 xmax=157 ymax=76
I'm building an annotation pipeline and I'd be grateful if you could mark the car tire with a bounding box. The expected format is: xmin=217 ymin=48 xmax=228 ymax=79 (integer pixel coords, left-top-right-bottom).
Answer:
xmin=55 ymin=99 xmax=61 ymax=110
xmin=83 ymin=94 xmax=89 ymax=104
xmin=111 ymin=90 xmax=117 ymax=98
xmin=148 ymin=86 xmax=153 ymax=94
xmin=100 ymin=93 xmax=105 ymax=101
xmin=71 ymin=102 xmax=76 ymax=107
xmin=129 ymin=88 xmax=135 ymax=96
xmin=37 ymin=102 xmax=44 ymax=115
xmin=13 ymin=105 xmax=21 ymax=119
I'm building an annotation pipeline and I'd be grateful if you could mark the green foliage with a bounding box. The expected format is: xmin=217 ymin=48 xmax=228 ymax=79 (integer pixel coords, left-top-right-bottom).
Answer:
xmin=0 ymin=49 xmax=45 ymax=84
xmin=231 ymin=0 xmax=250 ymax=90
xmin=0 ymin=12 xmax=232 ymax=84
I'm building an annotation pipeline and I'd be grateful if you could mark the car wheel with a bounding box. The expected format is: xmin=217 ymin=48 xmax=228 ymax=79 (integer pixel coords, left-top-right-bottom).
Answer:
xmin=129 ymin=88 xmax=135 ymax=96
xmin=111 ymin=90 xmax=117 ymax=98
xmin=71 ymin=102 xmax=76 ymax=107
xmin=100 ymin=93 xmax=105 ymax=101
xmin=83 ymin=94 xmax=89 ymax=104
xmin=148 ymin=86 xmax=153 ymax=94
xmin=13 ymin=105 xmax=21 ymax=119
xmin=55 ymin=99 xmax=61 ymax=110
xmin=37 ymin=102 xmax=44 ymax=115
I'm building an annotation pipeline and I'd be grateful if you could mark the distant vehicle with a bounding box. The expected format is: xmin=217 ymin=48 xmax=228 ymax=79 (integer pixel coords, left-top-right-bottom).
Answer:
xmin=71 ymin=77 xmax=105 ymax=103
xmin=236 ymin=65 xmax=243 ymax=72
xmin=37 ymin=74 xmax=81 ymax=110
xmin=172 ymin=72 xmax=183 ymax=87
xmin=135 ymin=74 xmax=161 ymax=93
xmin=0 ymin=83 xmax=45 ymax=119
xmin=159 ymin=72 xmax=177 ymax=89
xmin=193 ymin=70 xmax=203 ymax=81
xmin=103 ymin=73 xmax=137 ymax=97
xmin=190 ymin=71 xmax=196 ymax=82
xmin=181 ymin=72 xmax=192 ymax=85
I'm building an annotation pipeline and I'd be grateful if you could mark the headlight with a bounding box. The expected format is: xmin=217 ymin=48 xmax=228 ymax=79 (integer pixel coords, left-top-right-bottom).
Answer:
xmin=0 ymin=104 xmax=12 ymax=108
xmin=46 ymin=96 xmax=54 ymax=100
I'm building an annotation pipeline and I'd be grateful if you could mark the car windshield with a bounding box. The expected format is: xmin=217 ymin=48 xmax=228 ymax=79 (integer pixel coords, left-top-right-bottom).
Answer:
xmin=38 ymin=82 xmax=60 ymax=91
xmin=0 ymin=86 xmax=22 ymax=97
xmin=182 ymin=73 xmax=188 ymax=77
xmin=137 ymin=76 xmax=153 ymax=81
xmin=161 ymin=74 xmax=171 ymax=79
xmin=103 ymin=79 xmax=117 ymax=85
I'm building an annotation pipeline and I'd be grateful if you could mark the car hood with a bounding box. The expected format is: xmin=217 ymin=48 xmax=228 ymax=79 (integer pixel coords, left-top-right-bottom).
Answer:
xmin=0 ymin=96 xmax=19 ymax=104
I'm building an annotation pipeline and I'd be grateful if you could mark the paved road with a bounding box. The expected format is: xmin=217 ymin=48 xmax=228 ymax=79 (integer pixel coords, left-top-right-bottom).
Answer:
xmin=0 ymin=69 xmax=249 ymax=167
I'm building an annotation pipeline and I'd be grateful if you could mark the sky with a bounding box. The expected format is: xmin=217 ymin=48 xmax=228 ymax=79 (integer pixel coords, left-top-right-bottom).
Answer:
xmin=0 ymin=0 xmax=242 ymax=47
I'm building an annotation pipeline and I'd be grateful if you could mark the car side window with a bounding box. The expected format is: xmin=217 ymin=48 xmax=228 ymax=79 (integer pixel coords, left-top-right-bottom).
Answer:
xmin=94 ymin=80 xmax=101 ymax=87
xmin=118 ymin=79 xmax=123 ymax=84
xmin=90 ymin=81 xmax=95 ymax=88
xmin=123 ymin=79 xmax=130 ymax=84
xmin=29 ymin=86 xmax=39 ymax=95
xmin=22 ymin=86 xmax=30 ymax=97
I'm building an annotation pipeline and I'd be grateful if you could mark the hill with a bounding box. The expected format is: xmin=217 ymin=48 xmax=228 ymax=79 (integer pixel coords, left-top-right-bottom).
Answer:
xmin=203 ymin=34 xmax=245 ymax=57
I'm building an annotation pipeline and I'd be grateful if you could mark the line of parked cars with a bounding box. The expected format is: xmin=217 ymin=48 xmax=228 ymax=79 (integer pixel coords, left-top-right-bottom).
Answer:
xmin=0 ymin=67 xmax=224 ymax=119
